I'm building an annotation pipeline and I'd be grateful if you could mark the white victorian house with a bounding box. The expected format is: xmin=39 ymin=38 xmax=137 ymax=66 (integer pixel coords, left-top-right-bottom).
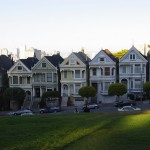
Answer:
xmin=60 ymin=50 xmax=91 ymax=106
xmin=89 ymin=49 xmax=118 ymax=103
xmin=119 ymin=46 xmax=148 ymax=99
xmin=31 ymin=54 xmax=64 ymax=107
xmin=7 ymin=57 xmax=39 ymax=109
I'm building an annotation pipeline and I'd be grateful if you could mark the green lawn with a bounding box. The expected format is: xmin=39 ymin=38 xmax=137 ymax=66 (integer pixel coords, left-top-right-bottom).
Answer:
xmin=1 ymin=111 xmax=150 ymax=150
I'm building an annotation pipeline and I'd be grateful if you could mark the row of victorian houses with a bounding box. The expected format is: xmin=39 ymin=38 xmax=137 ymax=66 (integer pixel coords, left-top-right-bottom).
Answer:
xmin=1 ymin=45 xmax=150 ymax=109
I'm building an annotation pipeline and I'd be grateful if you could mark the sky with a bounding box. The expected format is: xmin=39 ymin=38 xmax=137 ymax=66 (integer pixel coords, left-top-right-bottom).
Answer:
xmin=0 ymin=0 xmax=150 ymax=58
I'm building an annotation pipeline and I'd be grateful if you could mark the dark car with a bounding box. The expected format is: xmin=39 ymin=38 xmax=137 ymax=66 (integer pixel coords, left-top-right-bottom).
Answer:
xmin=39 ymin=107 xmax=60 ymax=114
xmin=114 ymin=100 xmax=136 ymax=107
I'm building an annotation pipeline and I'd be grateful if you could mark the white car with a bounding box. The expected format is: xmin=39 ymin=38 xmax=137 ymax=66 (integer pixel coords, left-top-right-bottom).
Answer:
xmin=21 ymin=112 xmax=34 ymax=116
xmin=118 ymin=106 xmax=141 ymax=111
xmin=83 ymin=103 xmax=99 ymax=110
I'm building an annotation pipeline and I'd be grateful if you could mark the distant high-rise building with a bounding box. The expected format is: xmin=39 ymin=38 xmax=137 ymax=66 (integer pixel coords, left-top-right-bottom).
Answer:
xmin=0 ymin=48 xmax=8 ymax=56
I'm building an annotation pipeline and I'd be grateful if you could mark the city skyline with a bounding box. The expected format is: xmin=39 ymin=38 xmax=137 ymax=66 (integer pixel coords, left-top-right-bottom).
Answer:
xmin=0 ymin=0 xmax=150 ymax=58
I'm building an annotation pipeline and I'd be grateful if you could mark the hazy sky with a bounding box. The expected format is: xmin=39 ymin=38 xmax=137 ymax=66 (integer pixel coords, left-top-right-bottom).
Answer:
xmin=0 ymin=0 xmax=150 ymax=58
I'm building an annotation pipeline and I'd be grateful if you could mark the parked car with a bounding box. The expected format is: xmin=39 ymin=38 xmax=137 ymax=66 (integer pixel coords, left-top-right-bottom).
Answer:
xmin=118 ymin=106 xmax=141 ymax=111
xmin=82 ymin=103 xmax=99 ymax=110
xmin=114 ymin=100 xmax=136 ymax=107
xmin=39 ymin=106 xmax=60 ymax=114
xmin=21 ymin=112 xmax=34 ymax=116
xmin=8 ymin=109 xmax=33 ymax=116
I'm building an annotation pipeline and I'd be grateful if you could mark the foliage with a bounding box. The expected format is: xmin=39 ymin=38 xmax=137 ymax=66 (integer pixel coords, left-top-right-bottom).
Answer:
xmin=0 ymin=73 xmax=9 ymax=110
xmin=1 ymin=113 xmax=150 ymax=150
xmin=3 ymin=87 xmax=25 ymax=110
xmin=113 ymin=49 xmax=128 ymax=59
xmin=2 ymin=72 xmax=9 ymax=89
xmin=143 ymin=82 xmax=150 ymax=92
xmin=143 ymin=82 xmax=150 ymax=99
xmin=108 ymin=83 xmax=127 ymax=101
xmin=78 ymin=86 xmax=96 ymax=98
xmin=39 ymin=91 xmax=59 ymax=108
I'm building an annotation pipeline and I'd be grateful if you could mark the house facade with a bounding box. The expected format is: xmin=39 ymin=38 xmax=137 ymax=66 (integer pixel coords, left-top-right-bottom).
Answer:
xmin=119 ymin=46 xmax=148 ymax=100
xmin=31 ymin=54 xmax=64 ymax=107
xmin=89 ymin=49 xmax=118 ymax=103
xmin=7 ymin=57 xmax=38 ymax=109
xmin=60 ymin=50 xmax=91 ymax=106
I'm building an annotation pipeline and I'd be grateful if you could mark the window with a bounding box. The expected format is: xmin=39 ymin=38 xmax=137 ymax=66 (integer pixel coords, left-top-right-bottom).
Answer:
xmin=92 ymin=68 xmax=96 ymax=76
xmin=105 ymin=67 xmax=110 ymax=76
xmin=19 ymin=77 xmax=22 ymax=84
xmin=130 ymin=65 xmax=133 ymax=73
xmin=82 ymin=70 xmax=85 ymax=78
xmin=42 ymin=63 xmax=46 ymax=68
xmin=104 ymin=82 xmax=110 ymax=91
xmin=13 ymin=76 xmax=18 ymax=84
xmin=100 ymin=68 xmax=103 ymax=76
xmin=135 ymin=79 xmax=141 ymax=89
xmin=27 ymin=77 xmax=30 ymax=84
xmin=100 ymin=57 xmax=104 ymax=62
xmin=75 ymin=84 xmax=80 ymax=94
xmin=41 ymin=74 xmax=45 ymax=82
xmin=70 ymin=59 xmax=75 ymax=65
xmin=122 ymin=66 xmax=126 ymax=73
xmin=135 ymin=64 xmax=141 ymax=73
xmin=64 ymin=71 xmax=67 ymax=78
xmin=130 ymin=54 xmax=136 ymax=60
xmin=47 ymin=73 xmax=52 ymax=82
xmin=75 ymin=70 xmax=80 ymax=78
xmin=18 ymin=66 xmax=22 ymax=70
xmin=34 ymin=74 xmax=40 ymax=82
xmin=112 ymin=68 xmax=115 ymax=75
xmin=53 ymin=73 xmax=57 ymax=82
xmin=35 ymin=88 xmax=40 ymax=97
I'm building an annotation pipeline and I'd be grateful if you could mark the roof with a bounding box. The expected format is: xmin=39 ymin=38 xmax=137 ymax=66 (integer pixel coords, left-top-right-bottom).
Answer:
xmin=45 ymin=54 xmax=64 ymax=67
xmin=103 ymin=49 xmax=118 ymax=62
xmin=20 ymin=57 xmax=39 ymax=70
xmin=0 ymin=55 xmax=14 ymax=72
xmin=74 ymin=51 xmax=91 ymax=64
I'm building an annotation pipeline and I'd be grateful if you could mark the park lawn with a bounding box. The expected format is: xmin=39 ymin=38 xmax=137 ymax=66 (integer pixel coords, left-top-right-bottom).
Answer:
xmin=0 ymin=111 xmax=150 ymax=150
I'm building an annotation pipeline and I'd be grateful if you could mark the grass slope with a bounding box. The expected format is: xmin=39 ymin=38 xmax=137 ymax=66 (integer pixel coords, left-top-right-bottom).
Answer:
xmin=0 ymin=111 xmax=150 ymax=150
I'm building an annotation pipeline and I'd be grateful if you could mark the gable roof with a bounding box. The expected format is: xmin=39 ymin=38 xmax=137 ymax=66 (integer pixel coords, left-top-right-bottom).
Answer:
xmin=0 ymin=55 xmax=14 ymax=72
xmin=20 ymin=57 xmax=39 ymax=70
xmin=120 ymin=45 xmax=147 ymax=62
xmin=45 ymin=54 xmax=64 ymax=67
xmin=74 ymin=51 xmax=91 ymax=64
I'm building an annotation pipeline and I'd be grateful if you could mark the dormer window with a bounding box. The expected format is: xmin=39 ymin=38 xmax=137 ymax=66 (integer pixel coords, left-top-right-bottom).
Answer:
xmin=42 ymin=63 xmax=46 ymax=68
xmin=18 ymin=66 xmax=22 ymax=70
xmin=130 ymin=53 xmax=135 ymax=60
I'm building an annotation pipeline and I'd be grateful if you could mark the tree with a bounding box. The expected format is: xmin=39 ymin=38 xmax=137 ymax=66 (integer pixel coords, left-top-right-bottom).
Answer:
xmin=143 ymin=82 xmax=150 ymax=99
xmin=0 ymin=73 xmax=9 ymax=110
xmin=108 ymin=83 xmax=127 ymax=101
xmin=3 ymin=87 xmax=25 ymax=110
xmin=78 ymin=86 xmax=96 ymax=104
xmin=113 ymin=49 xmax=128 ymax=59
xmin=39 ymin=91 xmax=59 ymax=108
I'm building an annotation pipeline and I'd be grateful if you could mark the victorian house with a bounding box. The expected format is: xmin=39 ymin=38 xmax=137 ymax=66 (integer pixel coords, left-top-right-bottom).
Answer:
xmin=89 ymin=49 xmax=118 ymax=103
xmin=119 ymin=46 xmax=147 ymax=99
xmin=60 ymin=50 xmax=91 ymax=106
xmin=31 ymin=53 xmax=64 ymax=107
xmin=7 ymin=57 xmax=38 ymax=109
